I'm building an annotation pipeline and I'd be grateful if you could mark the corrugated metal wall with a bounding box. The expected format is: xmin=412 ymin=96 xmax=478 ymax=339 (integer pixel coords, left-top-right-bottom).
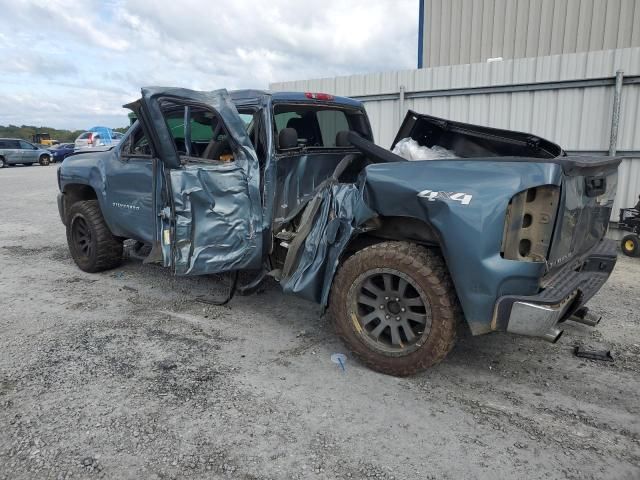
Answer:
xmin=421 ymin=0 xmax=640 ymax=68
xmin=270 ymin=47 xmax=640 ymax=219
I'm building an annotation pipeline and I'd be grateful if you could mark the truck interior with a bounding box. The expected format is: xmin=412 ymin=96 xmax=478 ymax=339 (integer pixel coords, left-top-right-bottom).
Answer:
xmin=271 ymin=103 xmax=375 ymax=228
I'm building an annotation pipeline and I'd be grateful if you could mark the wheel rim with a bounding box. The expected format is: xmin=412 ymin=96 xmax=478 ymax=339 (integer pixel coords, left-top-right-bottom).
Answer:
xmin=349 ymin=268 xmax=433 ymax=355
xmin=71 ymin=216 xmax=93 ymax=260
xmin=625 ymin=239 xmax=635 ymax=252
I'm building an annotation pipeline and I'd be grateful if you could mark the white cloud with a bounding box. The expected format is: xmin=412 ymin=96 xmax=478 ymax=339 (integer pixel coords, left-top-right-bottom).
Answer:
xmin=0 ymin=0 xmax=418 ymax=129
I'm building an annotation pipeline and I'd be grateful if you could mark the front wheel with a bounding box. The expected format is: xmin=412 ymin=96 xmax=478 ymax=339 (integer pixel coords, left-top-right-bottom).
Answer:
xmin=39 ymin=155 xmax=50 ymax=166
xmin=329 ymin=242 xmax=460 ymax=376
xmin=0 ymin=157 xmax=5 ymax=168
xmin=66 ymin=200 xmax=123 ymax=272
xmin=621 ymin=235 xmax=639 ymax=257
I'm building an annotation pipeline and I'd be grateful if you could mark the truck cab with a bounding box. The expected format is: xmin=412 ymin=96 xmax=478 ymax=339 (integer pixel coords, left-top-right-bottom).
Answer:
xmin=57 ymin=87 xmax=620 ymax=376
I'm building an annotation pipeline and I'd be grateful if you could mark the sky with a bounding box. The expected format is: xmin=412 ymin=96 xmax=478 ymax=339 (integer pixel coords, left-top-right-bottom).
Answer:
xmin=0 ymin=0 xmax=418 ymax=130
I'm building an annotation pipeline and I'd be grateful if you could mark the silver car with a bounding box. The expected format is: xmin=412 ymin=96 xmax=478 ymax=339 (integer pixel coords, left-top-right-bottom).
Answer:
xmin=0 ymin=138 xmax=52 ymax=167
xmin=74 ymin=131 xmax=103 ymax=150
xmin=74 ymin=130 xmax=124 ymax=152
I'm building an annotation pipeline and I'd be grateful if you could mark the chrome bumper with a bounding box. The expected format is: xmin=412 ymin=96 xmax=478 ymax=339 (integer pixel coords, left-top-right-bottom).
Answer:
xmin=506 ymin=293 xmax=577 ymax=343
xmin=494 ymin=239 xmax=617 ymax=342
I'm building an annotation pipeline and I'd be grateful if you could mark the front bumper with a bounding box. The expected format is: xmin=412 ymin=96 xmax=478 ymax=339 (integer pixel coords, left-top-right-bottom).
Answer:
xmin=493 ymin=239 xmax=617 ymax=341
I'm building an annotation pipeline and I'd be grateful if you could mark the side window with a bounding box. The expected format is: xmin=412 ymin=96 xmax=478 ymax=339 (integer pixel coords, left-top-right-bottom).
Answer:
xmin=122 ymin=124 xmax=152 ymax=156
xmin=316 ymin=110 xmax=350 ymax=147
xmin=0 ymin=140 xmax=8 ymax=148
xmin=273 ymin=105 xmax=356 ymax=149
xmin=161 ymin=103 xmax=235 ymax=164
xmin=274 ymin=111 xmax=301 ymax=132
xmin=19 ymin=140 xmax=34 ymax=150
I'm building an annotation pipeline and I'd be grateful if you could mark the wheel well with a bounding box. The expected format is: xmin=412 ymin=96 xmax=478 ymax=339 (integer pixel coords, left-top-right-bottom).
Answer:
xmin=342 ymin=216 xmax=444 ymax=262
xmin=63 ymin=184 xmax=98 ymax=222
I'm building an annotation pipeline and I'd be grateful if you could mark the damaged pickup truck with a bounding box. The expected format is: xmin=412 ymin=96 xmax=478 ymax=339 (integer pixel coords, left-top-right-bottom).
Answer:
xmin=57 ymin=88 xmax=620 ymax=376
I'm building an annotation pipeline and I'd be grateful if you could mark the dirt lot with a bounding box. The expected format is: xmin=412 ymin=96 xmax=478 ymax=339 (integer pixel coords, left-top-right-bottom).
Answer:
xmin=0 ymin=165 xmax=639 ymax=480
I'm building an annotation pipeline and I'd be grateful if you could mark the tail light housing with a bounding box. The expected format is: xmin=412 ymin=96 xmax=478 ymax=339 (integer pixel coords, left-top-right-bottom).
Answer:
xmin=501 ymin=185 xmax=560 ymax=262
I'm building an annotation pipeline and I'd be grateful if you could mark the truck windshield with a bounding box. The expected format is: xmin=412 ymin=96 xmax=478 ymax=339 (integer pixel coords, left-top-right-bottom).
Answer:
xmin=273 ymin=104 xmax=369 ymax=149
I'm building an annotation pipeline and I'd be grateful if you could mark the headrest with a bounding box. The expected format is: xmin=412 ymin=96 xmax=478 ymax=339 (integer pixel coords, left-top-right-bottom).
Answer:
xmin=278 ymin=128 xmax=298 ymax=150
xmin=335 ymin=130 xmax=351 ymax=147
xmin=286 ymin=118 xmax=303 ymax=129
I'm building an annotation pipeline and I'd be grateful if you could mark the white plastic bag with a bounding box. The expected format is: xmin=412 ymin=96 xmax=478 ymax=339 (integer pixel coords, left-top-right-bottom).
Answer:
xmin=391 ymin=138 xmax=458 ymax=161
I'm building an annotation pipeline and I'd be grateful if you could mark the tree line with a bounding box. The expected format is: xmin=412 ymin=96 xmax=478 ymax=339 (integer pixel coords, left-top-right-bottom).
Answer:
xmin=0 ymin=125 xmax=129 ymax=143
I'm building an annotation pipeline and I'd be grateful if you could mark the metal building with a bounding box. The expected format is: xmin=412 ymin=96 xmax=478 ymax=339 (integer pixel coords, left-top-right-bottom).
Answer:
xmin=270 ymin=2 xmax=640 ymax=222
xmin=419 ymin=0 xmax=640 ymax=68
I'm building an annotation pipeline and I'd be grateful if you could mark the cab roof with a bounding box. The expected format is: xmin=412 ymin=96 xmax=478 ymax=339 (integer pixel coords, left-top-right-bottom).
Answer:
xmin=229 ymin=89 xmax=363 ymax=109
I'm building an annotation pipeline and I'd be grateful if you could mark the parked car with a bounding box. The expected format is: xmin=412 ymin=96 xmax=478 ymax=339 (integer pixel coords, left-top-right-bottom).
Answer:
xmin=49 ymin=143 xmax=75 ymax=162
xmin=0 ymin=138 xmax=51 ymax=167
xmin=112 ymin=131 xmax=124 ymax=144
xmin=74 ymin=128 xmax=123 ymax=152
xmin=74 ymin=131 xmax=104 ymax=150
xmin=56 ymin=87 xmax=620 ymax=376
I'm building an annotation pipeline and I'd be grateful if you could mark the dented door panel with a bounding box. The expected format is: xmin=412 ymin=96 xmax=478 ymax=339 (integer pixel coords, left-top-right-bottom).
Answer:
xmin=137 ymin=87 xmax=263 ymax=275
xmin=168 ymin=164 xmax=260 ymax=275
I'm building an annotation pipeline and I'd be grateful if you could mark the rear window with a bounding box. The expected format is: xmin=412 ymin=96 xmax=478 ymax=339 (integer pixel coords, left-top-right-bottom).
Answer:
xmin=273 ymin=104 xmax=370 ymax=149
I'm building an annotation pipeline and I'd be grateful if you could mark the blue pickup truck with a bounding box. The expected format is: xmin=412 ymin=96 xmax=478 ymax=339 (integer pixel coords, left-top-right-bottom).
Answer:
xmin=57 ymin=87 xmax=620 ymax=375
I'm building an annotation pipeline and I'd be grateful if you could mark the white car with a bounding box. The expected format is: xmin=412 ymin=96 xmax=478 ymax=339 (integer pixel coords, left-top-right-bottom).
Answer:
xmin=74 ymin=131 xmax=104 ymax=150
xmin=74 ymin=131 xmax=124 ymax=151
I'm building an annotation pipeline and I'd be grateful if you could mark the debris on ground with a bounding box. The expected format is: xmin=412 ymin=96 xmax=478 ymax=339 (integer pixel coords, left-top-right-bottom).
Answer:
xmin=573 ymin=346 xmax=615 ymax=362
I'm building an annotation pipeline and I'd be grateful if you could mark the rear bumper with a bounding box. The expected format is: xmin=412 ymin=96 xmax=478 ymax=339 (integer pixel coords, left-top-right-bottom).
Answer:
xmin=493 ymin=239 xmax=617 ymax=341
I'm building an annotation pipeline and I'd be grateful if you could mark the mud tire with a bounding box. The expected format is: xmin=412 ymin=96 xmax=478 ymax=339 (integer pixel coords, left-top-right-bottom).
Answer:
xmin=329 ymin=241 xmax=461 ymax=376
xmin=66 ymin=200 xmax=123 ymax=272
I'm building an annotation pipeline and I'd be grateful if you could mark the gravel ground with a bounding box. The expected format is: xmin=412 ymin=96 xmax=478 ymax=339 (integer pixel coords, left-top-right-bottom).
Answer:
xmin=1 ymin=165 xmax=639 ymax=480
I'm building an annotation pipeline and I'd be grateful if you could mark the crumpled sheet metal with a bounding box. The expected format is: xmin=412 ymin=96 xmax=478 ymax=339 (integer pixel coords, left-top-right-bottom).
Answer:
xmin=170 ymin=164 xmax=259 ymax=275
xmin=139 ymin=87 xmax=263 ymax=274
xmin=281 ymin=180 xmax=375 ymax=305
xmin=273 ymin=152 xmax=348 ymax=229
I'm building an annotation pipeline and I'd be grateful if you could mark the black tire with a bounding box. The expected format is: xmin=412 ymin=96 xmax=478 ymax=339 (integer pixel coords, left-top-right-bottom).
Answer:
xmin=39 ymin=155 xmax=50 ymax=166
xmin=0 ymin=156 xmax=5 ymax=168
xmin=66 ymin=200 xmax=123 ymax=272
xmin=329 ymin=241 xmax=461 ymax=376
xmin=621 ymin=235 xmax=639 ymax=257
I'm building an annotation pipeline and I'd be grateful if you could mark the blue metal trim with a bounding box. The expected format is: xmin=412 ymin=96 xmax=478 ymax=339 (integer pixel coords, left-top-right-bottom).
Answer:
xmin=417 ymin=0 xmax=425 ymax=68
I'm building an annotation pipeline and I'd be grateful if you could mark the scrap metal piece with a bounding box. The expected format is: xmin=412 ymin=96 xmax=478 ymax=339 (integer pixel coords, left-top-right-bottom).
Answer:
xmin=573 ymin=346 xmax=614 ymax=362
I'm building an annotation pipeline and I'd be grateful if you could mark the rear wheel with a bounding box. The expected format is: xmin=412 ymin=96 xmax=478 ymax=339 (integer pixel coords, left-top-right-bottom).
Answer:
xmin=39 ymin=155 xmax=50 ymax=166
xmin=66 ymin=200 xmax=123 ymax=272
xmin=329 ymin=241 xmax=460 ymax=376
xmin=621 ymin=235 xmax=639 ymax=257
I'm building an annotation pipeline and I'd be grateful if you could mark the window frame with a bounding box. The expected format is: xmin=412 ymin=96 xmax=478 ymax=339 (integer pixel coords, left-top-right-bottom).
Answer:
xmin=271 ymin=102 xmax=371 ymax=152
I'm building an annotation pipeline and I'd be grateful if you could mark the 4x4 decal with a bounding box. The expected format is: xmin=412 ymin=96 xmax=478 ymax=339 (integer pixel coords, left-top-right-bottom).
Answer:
xmin=417 ymin=189 xmax=473 ymax=205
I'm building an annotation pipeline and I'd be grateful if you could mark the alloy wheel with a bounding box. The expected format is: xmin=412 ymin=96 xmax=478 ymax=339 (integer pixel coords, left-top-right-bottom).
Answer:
xmin=349 ymin=268 xmax=433 ymax=354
